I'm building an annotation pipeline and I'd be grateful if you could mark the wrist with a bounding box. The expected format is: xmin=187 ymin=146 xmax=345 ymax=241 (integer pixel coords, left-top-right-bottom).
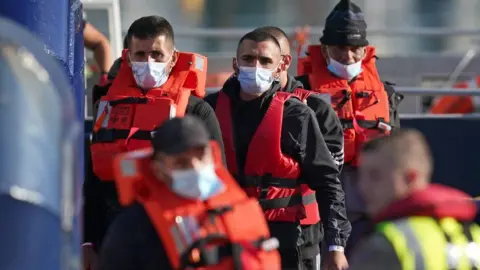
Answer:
xmin=328 ymin=245 xmax=344 ymax=252
xmin=82 ymin=242 xmax=93 ymax=248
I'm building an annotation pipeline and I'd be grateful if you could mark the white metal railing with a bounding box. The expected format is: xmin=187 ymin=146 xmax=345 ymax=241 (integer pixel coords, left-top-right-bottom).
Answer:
xmin=205 ymin=87 xmax=480 ymax=96
xmin=175 ymin=27 xmax=480 ymax=39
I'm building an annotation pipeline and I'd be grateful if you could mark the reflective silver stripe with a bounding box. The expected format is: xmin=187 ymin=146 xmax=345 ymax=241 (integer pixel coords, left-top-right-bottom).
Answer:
xmin=175 ymin=216 xmax=193 ymax=247
xmin=95 ymin=101 xmax=112 ymax=128
xmin=169 ymin=223 xmax=187 ymax=255
xmin=194 ymin=55 xmax=205 ymax=71
xmin=394 ymin=219 xmax=426 ymax=270
xmin=465 ymin=242 xmax=480 ymax=267
xmin=120 ymin=159 xmax=137 ymax=177
xmin=169 ymin=104 xmax=176 ymax=119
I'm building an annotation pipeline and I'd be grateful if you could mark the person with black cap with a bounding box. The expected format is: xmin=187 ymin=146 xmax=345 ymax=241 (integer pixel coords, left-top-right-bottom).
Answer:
xmin=99 ymin=115 xmax=281 ymax=270
xmin=83 ymin=16 xmax=225 ymax=270
xmin=205 ymin=30 xmax=349 ymax=270
xmin=295 ymin=0 xmax=403 ymax=256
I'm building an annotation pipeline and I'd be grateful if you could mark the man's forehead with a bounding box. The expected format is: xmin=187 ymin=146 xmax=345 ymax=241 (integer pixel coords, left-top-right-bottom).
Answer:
xmin=130 ymin=35 xmax=172 ymax=51
xmin=238 ymin=40 xmax=279 ymax=56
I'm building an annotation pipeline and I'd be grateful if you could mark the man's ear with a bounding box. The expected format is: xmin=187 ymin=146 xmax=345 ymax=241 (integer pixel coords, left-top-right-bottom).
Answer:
xmin=282 ymin=54 xmax=292 ymax=71
xmin=232 ymin=57 xmax=239 ymax=76
xmin=150 ymin=158 xmax=171 ymax=184
xmin=127 ymin=49 xmax=132 ymax=67
xmin=169 ymin=50 xmax=179 ymax=72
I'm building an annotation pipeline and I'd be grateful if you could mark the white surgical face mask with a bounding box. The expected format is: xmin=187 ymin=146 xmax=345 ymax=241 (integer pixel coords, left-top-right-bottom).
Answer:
xmin=237 ymin=65 xmax=277 ymax=95
xmin=131 ymin=53 xmax=173 ymax=89
xmin=327 ymin=57 xmax=363 ymax=81
xmin=171 ymin=164 xmax=224 ymax=201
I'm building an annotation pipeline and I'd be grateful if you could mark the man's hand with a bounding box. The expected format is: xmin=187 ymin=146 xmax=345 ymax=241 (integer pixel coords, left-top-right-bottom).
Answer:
xmin=324 ymin=251 xmax=349 ymax=270
xmin=98 ymin=73 xmax=110 ymax=87
xmin=82 ymin=244 xmax=98 ymax=270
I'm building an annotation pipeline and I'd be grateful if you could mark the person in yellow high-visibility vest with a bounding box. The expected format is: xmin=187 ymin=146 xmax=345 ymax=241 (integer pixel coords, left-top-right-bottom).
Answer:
xmin=350 ymin=129 xmax=480 ymax=270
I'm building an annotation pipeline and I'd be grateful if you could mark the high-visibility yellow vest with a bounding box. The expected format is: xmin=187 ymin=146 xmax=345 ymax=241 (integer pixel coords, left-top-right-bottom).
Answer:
xmin=376 ymin=217 xmax=480 ymax=270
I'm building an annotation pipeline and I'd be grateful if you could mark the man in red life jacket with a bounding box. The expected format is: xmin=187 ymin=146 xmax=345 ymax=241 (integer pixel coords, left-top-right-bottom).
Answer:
xmin=99 ymin=116 xmax=281 ymax=270
xmin=83 ymin=16 xmax=224 ymax=270
xmin=294 ymin=0 xmax=404 ymax=255
xmin=205 ymin=30 xmax=350 ymax=270
xmin=350 ymin=129 xmax=480 ymax=269
xmin=254 ymin=26 xmax=345 ymax=170
xmin=253 ymin=26 xmax=348 ymax=268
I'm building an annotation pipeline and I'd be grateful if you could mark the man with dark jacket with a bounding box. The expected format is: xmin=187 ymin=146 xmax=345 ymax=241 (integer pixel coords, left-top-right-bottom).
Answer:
xmin=254 ymin=26 xmax=348 ymax=267
xmin=99 ymin=116 xmax=281 ymax=270
xmin=205 ymin=30 xmax=350 ymax=270
xmin=255 ymin=26 xmax=345 ymax=170
xmin=83 ymin=16 xmax=225 ymax=270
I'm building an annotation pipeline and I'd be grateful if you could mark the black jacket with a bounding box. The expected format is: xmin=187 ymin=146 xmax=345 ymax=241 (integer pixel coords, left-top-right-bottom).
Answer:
xmin=84 ymin=91 xmax=225 ymax=250
xmin=283 ymin=75 xmax=344 ymax=168
xmin=204 ymin=77 xmax=350 ymax=249
xmin=98 ymin=204 xmax=173 ymax=270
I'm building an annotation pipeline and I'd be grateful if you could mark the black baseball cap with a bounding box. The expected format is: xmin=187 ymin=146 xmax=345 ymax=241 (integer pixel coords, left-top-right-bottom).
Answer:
xmin=152 ymin=116 xmax=210 ymax=155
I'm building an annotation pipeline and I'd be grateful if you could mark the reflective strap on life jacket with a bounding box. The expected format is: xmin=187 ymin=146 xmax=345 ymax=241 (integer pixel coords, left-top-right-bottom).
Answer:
xmin=93 ymin=101 xmax=112 ymax=132
xmin=242 ymin=175 xmax=299 ymax=189
xmin=377 ymin=217 xmax=480 ymax=270
xmin=177 ymin=233 xmax=241 ymax=269
xmin=260 ymin=192 xmax=316 ymax=211
xmin=241 ymin=175 xmax=316 ymax=211
xmin=340 ymin=118 xmax=391 ymax=132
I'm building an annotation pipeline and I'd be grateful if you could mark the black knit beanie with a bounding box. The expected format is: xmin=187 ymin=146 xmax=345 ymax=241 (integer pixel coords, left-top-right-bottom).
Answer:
xmin=320 ymin=0 xmax=368 ymax=46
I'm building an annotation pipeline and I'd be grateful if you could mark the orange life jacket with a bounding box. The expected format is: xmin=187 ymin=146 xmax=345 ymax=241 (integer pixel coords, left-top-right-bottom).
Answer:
xmin=90 ymin=49 xmax=207 ymax=180
xmin=430 ymin=76 xmax=480 ymax=114
xmin=295 ymin=25 xmax=312 ymax=76
xmin=215 ymin=91 xmax=320 ymax=225
xmin=113 ymin=142 xmax=281 ymax=270
xmin=307 ymin=45 xmax=391 ymax=166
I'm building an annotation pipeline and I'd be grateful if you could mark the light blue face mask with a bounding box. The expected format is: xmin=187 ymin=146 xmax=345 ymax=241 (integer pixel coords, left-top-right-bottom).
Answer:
xmin=327 ymin=57 xmax=363 ymax=81
xmin=171 ymin=164 xmax=224 ymax=201
xmin=237 ymin=66 xmax=276 ymax=95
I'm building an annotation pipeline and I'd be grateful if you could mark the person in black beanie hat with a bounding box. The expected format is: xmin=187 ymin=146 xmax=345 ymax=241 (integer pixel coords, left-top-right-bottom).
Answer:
xmin=295 ymin=0 xmax=404 ymax=260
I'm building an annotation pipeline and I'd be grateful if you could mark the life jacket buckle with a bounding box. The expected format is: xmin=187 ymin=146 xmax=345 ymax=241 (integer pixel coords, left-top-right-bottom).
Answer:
xmin=259 ymin=237 xmax=279 ymax=252
xmin=377 ymin=121 xmax=391 ymax=133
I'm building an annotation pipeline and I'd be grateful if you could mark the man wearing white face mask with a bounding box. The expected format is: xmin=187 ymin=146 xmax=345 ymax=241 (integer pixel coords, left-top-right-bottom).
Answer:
xmin=295 ymin=0 xmax=404 ymax=257
xmin=99 ymin=116 xmax=281 ymax=270
xmin=85 ymin=16 xmax=225 ymax=268
xmin=253 ymin=26 xmax=350 ymax=270
xmin=205 ymin=31 xmax=349 ymax=270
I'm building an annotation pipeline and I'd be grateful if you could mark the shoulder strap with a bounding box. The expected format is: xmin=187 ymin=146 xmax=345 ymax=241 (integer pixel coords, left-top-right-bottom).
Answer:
xmin=168 ymin=52 xmax=207 ymax=98
xmin=292 ymin=88 xmax=312 ymax=103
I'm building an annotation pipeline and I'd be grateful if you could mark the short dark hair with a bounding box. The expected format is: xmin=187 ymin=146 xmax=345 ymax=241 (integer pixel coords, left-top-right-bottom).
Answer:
xmin=123 ymin=35 xmax=129 ymax=49
xmin=237 ymin=30 xmax=281 ymax=53
xmin=255 ymin=26 xmax=288 ymax=41
xmin=127 ymin=16 xmax=174 ymax=47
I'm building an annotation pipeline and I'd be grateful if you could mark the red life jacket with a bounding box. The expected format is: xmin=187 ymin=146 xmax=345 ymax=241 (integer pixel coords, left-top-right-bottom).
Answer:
xmin=113 ymin=142 xmax=281 ymax=270
xmin=215 ymin=91 xmax=320 ymax=224
xmin=90 ymin=49 xmax=207 ymax=180
xmin=307 ymin=45 xmax=391 ymax=166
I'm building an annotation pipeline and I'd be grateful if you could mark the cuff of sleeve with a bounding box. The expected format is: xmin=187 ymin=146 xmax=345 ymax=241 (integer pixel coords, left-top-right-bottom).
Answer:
xmin=328 ymin=245 xmax=345 ymax=252
xmin=82 ymin=242 xmax=93 ymax=248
